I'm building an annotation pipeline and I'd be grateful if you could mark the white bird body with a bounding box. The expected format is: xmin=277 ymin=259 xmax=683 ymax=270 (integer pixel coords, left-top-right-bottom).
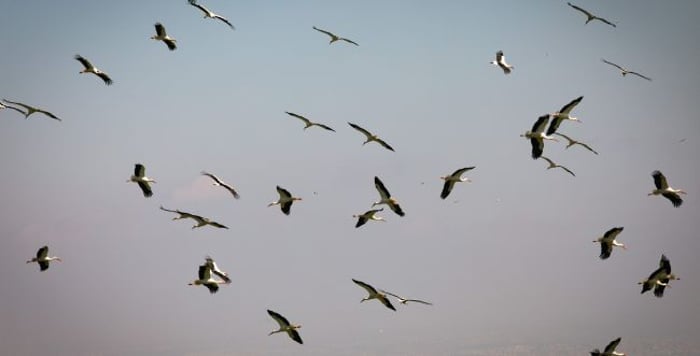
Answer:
xmin=649 ymin=170 xmax=686 ymax=207
xmin=553 ymin=132 xmax=599 ymax=155
xmin=353 ymin=208 xmax=385 ymax=228
xmin=160 ymin=206 xmax=229 ymax=229
xmin=26 ymin=246 xmax=62 ymax=271
xmin=373 ymin=176 xmax=405 ymax=216
xmin=313 ymin=26 xmax=359 ymax=46
xmin=490 ymin=50 xmax=513 ymax=74
xmin=189 ymin=263 xmax=228 ymax=294
xmin=547 ymin=96 xmax=583 ymax=136
xmin=267 ymin=310 xmax=303 ymax=344
xmin=539 ymin=156 xmax=575 ymax=177
xmin=268 ymin=186 xmax=302 ymax=215
xmin=348 ymin=122 xmax=395 ymax=151
xmin=201 ymin=171 xmax=240 ymax=199
xmin=440 ymin=167 xmax=475 ymax=199
xmin=75 ymin=55 xmax=113 ymax=85
xmin=151 ymin=23 xmax=177 ymax=50
xmin=188 ymin=0 xmax=235 ymax=29
xmin=521 ymin=115 xmax=558 ymax=159
xmin=352 ymin=279 xmax=396 ymax=311
xmin=590 ymin=337 xmax=626 ymax=356
xmin=593 ymin=227 xmax=625 ymax=260
xmin=128 ymin=163 xmax=155 ymax=197
xmin=2 ymin=99 xmax=61 ymax=121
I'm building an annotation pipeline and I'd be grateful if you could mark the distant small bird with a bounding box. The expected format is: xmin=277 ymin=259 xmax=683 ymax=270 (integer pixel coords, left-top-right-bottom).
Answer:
xmin=590 ymin=337 xmax=625 ymax=356
xmin=268 ymin=186 xmax=302 ymax=215
xmin=490 ymin=50 xmax=514 ymax=74
xmin=553 ymin=132 xmax=599 ymax=155
xmin=26 ymin=246 xmax=62 ymax=271
xmin=2 ymin=99 xmax=61 ymax=121
xmin=188 ymin=0 xmax=235 ymax=29
xmin=352 ymin=279 xmax=396 ymax=311
xmin=188 ymin=263 xmax=228 ymax=294
xmin=539 ymin=156 xmax=575 ymax=177
xmin=521 ymin=115 xmax=558 ymax=159
xmin=205 ymin=256 xmax=231 ymax=284
xmin=201 ymin=171 xmax=240 ymax=199
xmin=373 ymin=176 xmax=405 ymax=216
xmin=546 ymin=96 xmax=583 ymax=136
xmin=312 ymin=26 xmax=358 ymax=46
xmin=649 ymin=170 xmax=686 ymax=208
xmin=348 ymin=122 xmax=395 ymax=151
xmin=267 ymin=309 xmax=303 ymax=344
xmin=160 ymin=206 xmax=229 ymax=229
xmin=353 ymin=208 xmax=385 ymax=228
xmin=440 ymin=167 xmax=475 ymax=199
xmin=285 ymin=112 xmax=335 ymax=132
xmin=567 ymin=2 xmax=617 ymax=28
xmin=593 ymin=227 xmax=625 ymax=260
xmin=128 ymin=163 xmax=156 ymax=197
xmin=601 ymin=59 xmax=652 ymax=81
xmin=380 ymin=290 xmax=432 ymax=306
xmin=151 ymin=23 xmax=177 ymax=51
xmin=0 ymin=102 xmax=26 ymax=116
xmin=75 ymin=55 xmax=113 ymax=85
xmin=639 ymin=254 xmax=679 ymax=298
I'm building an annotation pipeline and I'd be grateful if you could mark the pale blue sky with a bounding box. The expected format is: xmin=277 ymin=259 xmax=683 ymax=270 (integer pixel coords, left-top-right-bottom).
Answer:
xmin=1 ymin=1 xmax=699 ymax=355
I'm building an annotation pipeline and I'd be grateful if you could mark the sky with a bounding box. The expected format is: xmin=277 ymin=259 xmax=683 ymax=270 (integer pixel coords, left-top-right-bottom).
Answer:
xmin=1 ymin=0 xmax=700 ymax=355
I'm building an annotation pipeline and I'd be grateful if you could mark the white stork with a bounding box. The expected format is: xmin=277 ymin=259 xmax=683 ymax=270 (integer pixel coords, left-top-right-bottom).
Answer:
xmin=539 ymin=156 xmax=575 ymax=177
xmin=268 ymin=186 xmax=302 ymax=215
xmin=567 ymin=3 xmax=617 ymax=28
xmin=440 ymin=167 xmax=475 ymax=199
xmin=593 ymin=227 xmax=625 ymax=260
xmin=639 ymin=254 xmax=679 ymax=298
xmin=0 ymin=102 xmax=27 ymax=116
xmin=188 ymin=263 xmax=228 ymax=294
xmin=348 ymin=122 xmax=395 ymax=151
xmin=590 ymin=337 xmax=625 ymax=356
xmin=151 ymin=22 xmax=177 ymax=51
xmin=285 ymin=111 xmax=335 ymax=132
xmin=128 ymin=163 xmax=155 ymax=197
xmin=490 ymin=50 xmax=513 ymax=74
xmin=159 ymin=206 xmax=229 ymax=229
xmin=267 ymin=309 xmax=303 ymax=344
xmin=312 ymin=26 xmax=359 ymax=46
xmin=601 ymin=59 xmax=652 ymax=81
xmin=26 ymin=246 xmax=62 ymax=271
xmin=353 ymin=208 xmax=385 ymax=228
xmin=521 ymin=115 xmax=558 ymax=159
xmin=205 ymin=256 xmax=231 ymax=284
xmin=188 ymin=0 xmax=235 ymax=30
xmin=649 ymin=170 xmax=686 ymax=208
xmin=373 ymin=176 xmax=405 ymax=216
xmin=380 ymin=290 xmax=433 ymax=306
xmin=2 ymin=99 xmax=61 ymax=121
xmin=352 ymin=279 xmax=396 ymax=311
xmin=546 ymin=96 xmax=583 ymax=136
xmin=74 ymin=55 xmax=113 ymax=85
xmin=553 ymin=132 xmax=599 ymax=155
xmin=201 ymin=171 xmax=240 ymax=199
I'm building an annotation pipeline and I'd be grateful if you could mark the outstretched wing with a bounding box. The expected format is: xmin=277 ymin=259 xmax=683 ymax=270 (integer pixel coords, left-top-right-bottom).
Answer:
xmin=651 ymin=170 xmax=669 ymax=190
xmin=374 ymin=176 xmax=392 ymax=200
xmin=74 ymin=54 xmax=94 ymax=70
xmin=559 ymin=96 xmax=583 ymax=115
xmin=348 ymin=122 xmax=373 ymax=138
xmin=340 ymin=37 xmax=359 ymax=46
xmin=628 ymin=71 xmax=652 ymax=81
xmin=375 ymin=138 xmax=395 ymax=152
xmin=601 ymin=58 xmax=625 ymax=71
xmin=312 ymin=26 xmax=336 ymax=39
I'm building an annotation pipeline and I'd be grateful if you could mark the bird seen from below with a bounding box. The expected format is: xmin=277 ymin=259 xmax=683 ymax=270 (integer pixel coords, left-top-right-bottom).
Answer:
xmin=150 ymin=23 xmax=177 ymax=51
xmin=440 ymin=167 xmax=475 ymax=199
xmin=593 ymin=227 xmax=625 ymax=260
xmin=267 ymin=309 xmax=303 ymax=344
xmin=649 ymin=170 xmax=686 ymax=207
xmin=75 ymin=55 xmax=113 ymax=85
xmin=352 ymin=279 xmax=396 ymax=311
xmin=285 ymin=111 xmax=335 ymax=132
xmin=268 ymin=186 xmax=302 ymax=215
xmin=128 ymin=163 xmax=155 ymax=198
xmin=312 ymin=26 xmax=359 ymax=46
xmin=26 ymin=246 xmax=62 ymax=271
xmin=2 ymin=99 xmax=61 ymax=121
xmin=201 ymin=171 xmax=240 ymax=199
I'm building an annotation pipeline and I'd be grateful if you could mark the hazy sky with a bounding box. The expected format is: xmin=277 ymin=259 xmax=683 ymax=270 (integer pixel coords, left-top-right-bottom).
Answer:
xmin=1 ymin=1 xmax=699 ymax=355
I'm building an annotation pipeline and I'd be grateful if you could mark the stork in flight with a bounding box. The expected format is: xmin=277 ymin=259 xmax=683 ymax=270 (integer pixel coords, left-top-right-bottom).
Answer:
xmin=312 ymin=26 xmax=359 ymax=46
xmin=352 ymin=279 xmax=396 ymax=311
xmin=2 ymin=99 xmax=61 ymax=121
xmin=268 ymin=186 xmax=302 ymax=215
xmin=285 ymin=111 xmax=335 ymax=132
xmin=590 ymin=337 xmax=625 ymax=356
xmin=348 ymin=122 xmax=395 ymax=151
xmin=639 ymin=254 xmax=679 ymax=298
xmin=201 ymin=171 xmax=240 ymax=199
xmin=373 ymin=176 xmax=405 ymax=216
xmin=539 ymin=156 xmax=575 ymax=177
xmin=593 ymin=227 xmax=625 ymax=260
xmin=160 ymin=206 xmax=229 ymax=229
xmin=521 ymin=115 xmax=558 ymax=159
xmin=151 ymin=23 xmax=177 ymax=51
xmin=188 ymin=263 xmax=228 ymax=294
xmin=267 ymin=310 xmax=303 ymax=344
xmin=188 ymin=0 xmax=235 ymax=29
xmin=601 ymin=59 xmax=652 ymax=81
xmin=567 ymin=2 xmax=617 ymax=28
xmin=0 ymin=102 xmax=27 ymax=116
xmin=353 ymin=208 xmax=385 ymax=228
xmin=546 ymin=96 xmax=583 ymax=136
xmin=649 ymin=170 xmax=686 ymax=208
xmin=26 ymin=246 xmax=62 ymax=271
xmin=490 ymin=50 xmax=514 ymax=74
xmin=205 ymin=256 xmax=231 ymax=283
xmin=128 ymin=163 xmax=155 ymax=197
xmin=380 ymin=290 xmax=433 ymax=306
xmin=553 ymin=132 xmax=599 ymax=155
xmin=440 ymin=167 xmax=475 ymax=199
xmin=75 ymin=55 xmax=113 ymax=85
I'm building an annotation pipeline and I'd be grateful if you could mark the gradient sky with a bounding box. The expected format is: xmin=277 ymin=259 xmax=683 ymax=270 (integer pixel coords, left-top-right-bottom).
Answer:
xmin=1 ymin=1 xmax=700 ymax=355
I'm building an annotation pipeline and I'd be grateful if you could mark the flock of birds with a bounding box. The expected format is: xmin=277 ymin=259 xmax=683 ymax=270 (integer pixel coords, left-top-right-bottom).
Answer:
xmin=3 ymin=1 xmax=690 ymax=353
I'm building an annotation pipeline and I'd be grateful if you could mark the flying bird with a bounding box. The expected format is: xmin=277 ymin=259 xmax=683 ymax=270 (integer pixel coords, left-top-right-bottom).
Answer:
xmin=539 ymin=156 xmax=575 ymax=177
xmin=553 ymin=132 xmax=599 ymax=155
xmin=268 ymin=186 xmax=302 ymax=215
xmin=521 ymin=115 xmax=558 ymax=159
xmin=649 ymin=170 xmax=686 ymax=207
xmin=639 ymin=254 xmax=679 ymax=298
xmin=546 ymin=96 xmax=583 ymax=136
xmin=601 ymin=59 xmax=652 ymax=81
xmin=267 ymin=310 xmax=303 ymax=344
xmin=26 ymin=246 xmax=62 ymax=271
xmin=285 ymin=112 xmax=335 ymax=132
xmin=205 ymin=256 xmax=231 ymax=284
xmin=0 ymin=102 xmax=27 ymax=116
xmin=353 ymin=208 xmax=385 ymax=228
xmin=128 ymin=163 xmax=156 ymax=197
xmin=373 ymin=176 xmax=405 ymax=216
xmin=440 ymin=167 xmax=475 ymax=199
xmin=74 ymin=55 xmax=113 ymax=85
xmin=490 ymin=50 xmax=514 ymax=74
xmin=567 ymin=2 xmax=617 ymax=28
xmin=2 ymin=99 xmax=61 ymax=121
xmin=352 ymin=279 xmax=396 ymax=311
xmin=201 ymin=171 xmax=240 ymax=199
xmin=590 ymin=337 xmax=625 ymax=356
xmin=188 ymin=263 xmax=228 ymax=294
xmin=188 ymin=0 xmax=235 ymax=29
xmin=159 ymin=206 xmax=229 ymax=229
xmin=151 ymin=22 xmax=177 ymax=50
xmin=348 ymin=122 xmax=394 ymax=151
xmin=593 ymin=227 xmax=625 ymax=260
xmin=380 ymin=290 xmax=433 ymax=306
xmin=312 ymin=26 xmax=358 ymax=46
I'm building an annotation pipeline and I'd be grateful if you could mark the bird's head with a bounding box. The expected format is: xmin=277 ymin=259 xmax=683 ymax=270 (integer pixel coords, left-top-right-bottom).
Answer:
xmin=678 ymin=189 xmax=687 ymax=195
xmin=294 ymin=197 xmax=303 ymax=201
xmin=54 ymin=258 xmax=63 ymax=262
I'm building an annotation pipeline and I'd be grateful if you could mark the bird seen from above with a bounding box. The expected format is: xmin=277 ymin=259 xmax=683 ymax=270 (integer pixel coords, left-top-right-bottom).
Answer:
xmin=267 ymin=309 xmax=303 ymax=344
xmin=539 ymin=156 xmax=575 ymax=177
xmin=490 ymin=50 xmax=513 ymax=74
xmin=128 ymin=163 xmax=155 ymax=198
xmin=75 ymin=54 xmax=113 ymax=85
xmin=312 ymin=26 xmax=359 ymax=46
xmin=150 ymin=22 xmax=177 ymax=51
xmin=201 ymin=171 xmax=240 ymax=199
xmin=639 ymin=254 xmax=679 ymax=298
xmin=188 ymin=0 xmax=235 ymax=30
xmin=521 ymin=114 xmax=558 ymax=159
xmin=593 ymin=227 xmax=625 ymax=260
xmin=2 ymin=99 xmax=61 ymax=121
xmin=268 ymin=186 xmax=302 ymax=215
xmin=285 ymin=111 xmax=335 ymax=132
xmin=26 ymin=246 xmax=62 ymax=271
xmin=159 ymin=206 xmax=229 ymax=229
xmin=353 ymin=208 xmax=386 ymax=228
xmin=352 ymin=279 xmax=396 ymax=311
xmin=546 ymin=96 xmax=583 ymax=136
xmin=348 ymin=122 xmax=395 ymax=151
xmin=601 ymin=59 xmax=652 ymax=81
xmin=649 ymin=170 xmax=686 ymax=208
xmin=567 ymin=2 xmax=617 ymax=28
xmin=440 ymin=167 xmax=475 ymax=199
